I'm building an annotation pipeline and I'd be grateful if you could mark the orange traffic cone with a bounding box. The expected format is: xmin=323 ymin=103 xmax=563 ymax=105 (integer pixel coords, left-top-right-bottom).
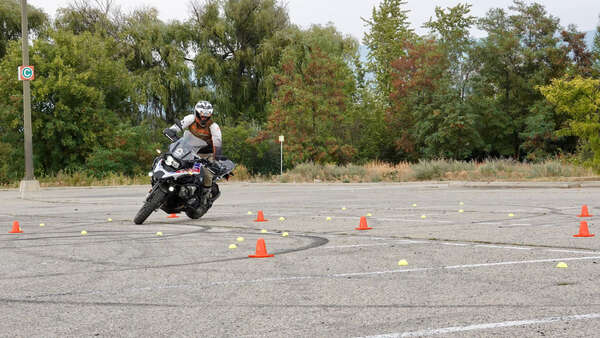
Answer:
xmin=248 ymin=238 xmax=274 ymax=258
xmin=167 ymin=213 xmax=179 ymax=219
xmin=574 ymin=221 xmax=595 ymax=237
xmin=578 ymin=205 xmax=592 ymax=217
xmin=254 ymin=210 xmax=268 ymax=222
xmin=9 ymin=221 xmax=23 ymax=234
xmin=355 ymin=216 xmax=372 ymax=230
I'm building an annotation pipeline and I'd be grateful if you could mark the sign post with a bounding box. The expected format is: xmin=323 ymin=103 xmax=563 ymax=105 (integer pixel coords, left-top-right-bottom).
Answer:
xmin=278 ymin=135 xmax=284 ymax=175
xmin=19 ymin=0 xmax=40 ymax=198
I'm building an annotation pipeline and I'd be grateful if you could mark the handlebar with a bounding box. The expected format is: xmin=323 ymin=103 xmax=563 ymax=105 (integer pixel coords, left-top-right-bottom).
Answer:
xmin=163 ymin=129 xmax=178 ymax=142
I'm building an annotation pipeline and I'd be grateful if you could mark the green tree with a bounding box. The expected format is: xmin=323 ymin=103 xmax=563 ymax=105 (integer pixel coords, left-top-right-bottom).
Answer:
xmin=471 ymin=1 xmax=568 ymax=159
xmin=121 ymin=9 xmax=193 ymax=123
xmin=54 ymin=0 xmax=120 ymax=38
xmin=187 ymin=0 xmax=291 ymax=123
xmin=0 ymin=30 xmax=134 ymax=174
xmin=55 ymin=3 xmax=194 ymax=125
xmin=221 ymin=123 xmax=279 ymax=174
xmin=347 ymin=51 xmax=390 ymax=162
xmin=348 ymin=86 xmax=390 ymax=162
xmin=389 ymin=39 xmax=481 ymax=160
xmin=424 ymin=3 xmax=476 ymax=100
xmin=540 ymin=77 xmax=600 ymax=169
xmin=388 ymin=40 xmax=443 ymax=159
xmin=592 ymin=16 xmax=600 ymax=76
xmin=561 ymin=24 xmax=594 ymax=77
xmin=85 ymin=120 xmax=163 ymax=177
xmin=0 ymin=0 xmax=47 ymax=59
xmin=263 ymin=37 xmax=357 ymax=165
xmin=362 ymin=0 xmax=415 ymax=100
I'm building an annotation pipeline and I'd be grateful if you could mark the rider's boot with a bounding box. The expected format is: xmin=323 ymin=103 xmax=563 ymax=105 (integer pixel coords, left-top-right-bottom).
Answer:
xmin=199 ymin=186 xmax=211 ymax=205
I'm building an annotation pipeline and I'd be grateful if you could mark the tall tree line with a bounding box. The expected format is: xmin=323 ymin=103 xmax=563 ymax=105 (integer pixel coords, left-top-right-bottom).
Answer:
xmin=1 ymin=0 xmax=600 ymax=184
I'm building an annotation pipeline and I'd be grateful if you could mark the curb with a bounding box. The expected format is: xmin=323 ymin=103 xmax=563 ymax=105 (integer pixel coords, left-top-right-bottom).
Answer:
xmin=449 ymin=181 xmax=600 ymax=189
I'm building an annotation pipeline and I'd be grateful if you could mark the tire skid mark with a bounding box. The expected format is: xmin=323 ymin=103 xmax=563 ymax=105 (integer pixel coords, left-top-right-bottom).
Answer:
xmin=3 ymin=299 xmax=600 ymax=310
xmin=0 ymin=298 xmax=181 ymax=308
xmin=4 ymin=228 xmax=213 ymax=269
xmin=1 ymin=201 xmax=595 ymax=284
xmin=0 ymin=233 xmax=328 ymax=282
xmin=190 ymin=221 xmax=600 ymax=254
xmin=0 ymin=227 xmax=212 ymax=249
xmin=12 ymin=241 xmax=134 ymax=269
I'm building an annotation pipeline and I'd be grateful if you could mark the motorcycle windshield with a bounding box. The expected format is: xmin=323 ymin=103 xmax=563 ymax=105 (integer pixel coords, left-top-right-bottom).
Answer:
xmin=218 ymin=159 xmax=236 ymax=174
xmin=169 ymin=131 xmax=208 ymax=162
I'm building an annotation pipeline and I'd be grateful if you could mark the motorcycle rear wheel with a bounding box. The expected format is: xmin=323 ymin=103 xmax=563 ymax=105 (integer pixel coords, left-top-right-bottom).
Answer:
xmin=185 ymin=205 xmax=208 ymax=219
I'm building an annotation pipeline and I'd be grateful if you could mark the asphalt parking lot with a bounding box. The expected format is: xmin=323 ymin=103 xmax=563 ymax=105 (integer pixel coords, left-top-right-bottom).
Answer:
xmin=1 ymin=182 xmax=600 ymax=337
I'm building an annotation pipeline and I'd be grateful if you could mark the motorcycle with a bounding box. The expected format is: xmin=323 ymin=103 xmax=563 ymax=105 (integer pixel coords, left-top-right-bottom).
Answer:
xmin=133 ymin=129 xmax=235 ymax=225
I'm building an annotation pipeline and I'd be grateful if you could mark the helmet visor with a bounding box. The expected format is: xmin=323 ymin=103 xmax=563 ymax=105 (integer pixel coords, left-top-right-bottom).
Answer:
xmin=195 ymin=108 xmax=212 ymax=118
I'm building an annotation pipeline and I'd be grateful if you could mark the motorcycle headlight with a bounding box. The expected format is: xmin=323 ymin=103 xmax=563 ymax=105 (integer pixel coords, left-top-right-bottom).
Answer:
xmin=165 ymin=155 xmax=180 ymax=169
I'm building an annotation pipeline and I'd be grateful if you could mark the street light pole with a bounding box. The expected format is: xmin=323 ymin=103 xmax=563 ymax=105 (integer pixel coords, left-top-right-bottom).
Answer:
xmin=278 ymin=135 xmax=284 ymax=175
xmin=19 ymin=0 xmax=40 ymax=198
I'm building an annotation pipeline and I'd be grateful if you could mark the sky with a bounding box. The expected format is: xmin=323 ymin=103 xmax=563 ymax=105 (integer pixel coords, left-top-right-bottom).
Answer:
xmin=29 ymin=0 xmax=600 ymax=41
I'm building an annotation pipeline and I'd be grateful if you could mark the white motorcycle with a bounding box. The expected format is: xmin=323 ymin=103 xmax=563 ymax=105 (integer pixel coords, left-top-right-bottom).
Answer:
xmin=133 ymin=131 xmax=235 ymax=225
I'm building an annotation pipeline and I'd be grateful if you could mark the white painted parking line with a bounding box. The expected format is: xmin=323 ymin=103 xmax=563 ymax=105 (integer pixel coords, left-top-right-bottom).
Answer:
xmin=205 ymin=255 xmax=600 ymax=287
xmin=474 ymin=244 xmax=531 ymax=251
xmin=323 ymin=240 xmax=434 ymax=249
xmin=324 ymin=243 xmax=403 ymax=249
xmin=324 ymin=238 xmax=597 ymax=254
xmin=363 ymin=312 xmax=600 ymax=337
xmin=547 ymin=249 xmax=594 ymax=254
xmin=499 ymin=246 xmax=531 ymax=250
xmin=498 ymin=223 xmax=533 ymax=227
xmin=28 ymin=253 xmax=600 ymax=300
xmin=375 ymin=218 xmax=454 ymax=223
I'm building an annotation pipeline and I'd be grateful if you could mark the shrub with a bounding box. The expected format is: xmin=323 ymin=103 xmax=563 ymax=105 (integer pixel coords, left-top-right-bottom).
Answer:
xmin=85 ymin=122 xmax=163 ymax=178
xmin=411 ymin=159 xmax=474 ymax=180
xmin=222 ymin=123 xmax=280 ymax=175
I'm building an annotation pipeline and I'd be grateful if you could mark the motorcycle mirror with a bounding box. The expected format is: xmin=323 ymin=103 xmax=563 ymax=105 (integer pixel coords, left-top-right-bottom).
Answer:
xmin=175 ymin=118 xmax=184 ymax=131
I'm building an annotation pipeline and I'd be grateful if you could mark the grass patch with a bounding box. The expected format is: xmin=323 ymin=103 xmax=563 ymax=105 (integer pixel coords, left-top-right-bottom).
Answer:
xmin=1 ymin=171 xmax=149 ymax=189
xmin=38 ymin=171 xmax=149 ymax=187
xmin=279 ymin=161 xmax=411 ymax=183
xmin=278 ymin=159 xmax=595 ymax=183
xmin=412 ymin=159 xmax=476 ymax=180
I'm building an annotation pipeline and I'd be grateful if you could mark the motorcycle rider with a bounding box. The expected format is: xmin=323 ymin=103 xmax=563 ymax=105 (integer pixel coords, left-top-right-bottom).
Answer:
xmin=163 ymin=101 xmax=222 ymax=205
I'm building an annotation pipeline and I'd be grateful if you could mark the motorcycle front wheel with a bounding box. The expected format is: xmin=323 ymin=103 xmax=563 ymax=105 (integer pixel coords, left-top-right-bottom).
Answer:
xmin=134 ymin=187 xmax=167 ymax=224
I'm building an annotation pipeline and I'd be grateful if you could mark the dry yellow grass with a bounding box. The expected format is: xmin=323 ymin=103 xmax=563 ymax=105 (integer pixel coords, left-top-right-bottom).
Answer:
xmin=277 ymin=159 xmax=596 ymax=183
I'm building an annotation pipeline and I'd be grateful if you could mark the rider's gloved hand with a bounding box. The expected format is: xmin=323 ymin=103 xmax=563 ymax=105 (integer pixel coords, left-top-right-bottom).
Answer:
xmin=163 ymin=128 xmax=177 ymax=140
xmin=207 ymin=161 xmax=223 ymax=175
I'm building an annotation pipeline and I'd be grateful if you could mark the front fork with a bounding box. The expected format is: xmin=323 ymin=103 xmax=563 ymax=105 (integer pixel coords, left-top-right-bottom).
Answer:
xmin=146 ymin=181 xmax=170 ymax=202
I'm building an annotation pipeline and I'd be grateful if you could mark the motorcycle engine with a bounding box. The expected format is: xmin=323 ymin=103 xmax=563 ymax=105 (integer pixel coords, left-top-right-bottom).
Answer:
xmin=178 ymin=185 xmax=198 ymax=199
